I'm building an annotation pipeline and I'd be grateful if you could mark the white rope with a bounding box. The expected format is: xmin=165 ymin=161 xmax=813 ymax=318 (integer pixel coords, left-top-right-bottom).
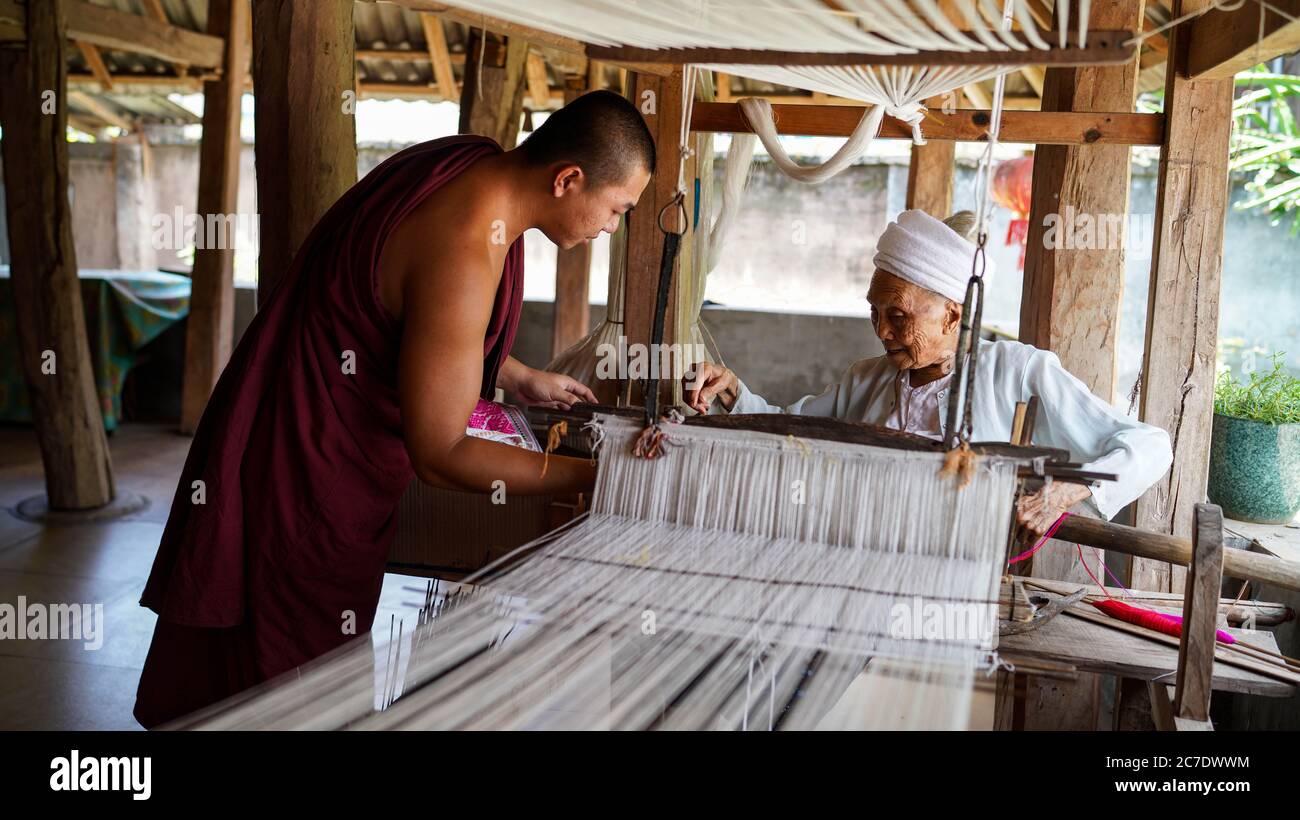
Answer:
xmin=738 ymin=96 xmax=885 ymax=185
xmin=708 ymin=130 xmax=757 ymax=270
xmin=973 ymin=0 xmax=1016 ymax=244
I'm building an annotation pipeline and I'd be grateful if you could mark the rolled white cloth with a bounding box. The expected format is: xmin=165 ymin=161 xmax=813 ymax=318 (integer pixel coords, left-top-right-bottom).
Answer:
xmin=872 ymin=209 xmax=992 ymax=303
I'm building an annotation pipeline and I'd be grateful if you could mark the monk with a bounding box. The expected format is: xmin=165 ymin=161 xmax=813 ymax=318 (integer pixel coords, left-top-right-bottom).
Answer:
xmin=134 ymin=90 xmax=655 ymax=727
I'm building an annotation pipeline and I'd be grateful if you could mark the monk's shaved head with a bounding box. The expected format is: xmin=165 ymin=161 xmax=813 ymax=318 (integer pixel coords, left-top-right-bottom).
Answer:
xmin=518 ymin=90 xmax=656 ymax=188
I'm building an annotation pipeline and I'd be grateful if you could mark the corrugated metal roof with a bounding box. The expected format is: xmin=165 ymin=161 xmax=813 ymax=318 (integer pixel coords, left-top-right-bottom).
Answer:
xmin=60 ymin=0 xmax=1174 ymax=131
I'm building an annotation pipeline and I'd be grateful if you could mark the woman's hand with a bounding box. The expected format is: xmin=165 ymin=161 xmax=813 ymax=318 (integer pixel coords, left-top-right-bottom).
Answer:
xmin=683 ymin=362 xmax=740 ymax=414
xmin=1014 ymin=482 xmax=1092 ymax=539
xmin=512 ymin=367 xmax=598 ymax=410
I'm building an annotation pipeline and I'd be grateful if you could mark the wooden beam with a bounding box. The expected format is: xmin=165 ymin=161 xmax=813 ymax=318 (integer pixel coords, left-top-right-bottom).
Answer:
xmin=905 ymin=97 xmax=954 ymax=216
xmin=525 ymin=50 xmax=552 ymax=109
xmin=64 ymin=0 xmax=223 ymax=67
xmin=356 ymin=47 xmax=462 ymax=63
xmin=67 ymin=89 xmax=132 ymax=132
xmin=67 ymin=113 xmax=106 ymax=136
xmin=0 ymin=0 xmax=115 ymax=509
xmin=0 ymin=0 xmax=226 ymax=69
xmin=418 ymin=12 xmax=457 ymax=101
xmin=0 ymin=0 xmax=20 ymax=40
xmin=690 ymin=102 xmax=1164 ymax=145
xmin=962 ymin=82 xmax=992 ymax=109
xmin=621 ymin=68 xmax=686 ymax=408
xmin=181 ymin=0 xmax=249 ymax=435
xmin=139 ymin=0 xmax=189 ymax=76
xmin=459 ymin=28 xmax=529 ymax=148
xmin=1020 ymin=1 xmax=1146 ymax=731
xmin=252 ymin=0 xmax=357 ymax=303
xmin=1019 ymin=65 xmax=1045 ymax=96
xmin=1173 ymin=503 xmax=1224 ymax=722
xmin=69 ymin=72 xmax=207 ymax=91
xmin=74 ymin=39 xmax=112 ymax=91
xmin=715 ymin=71 xmax=732 ymax=103
xmin=1021 ymin=0 xmax=1145 ymax=405
xmin=1133 ymin=2 xmax=1235 ymax=592
xmin=1187 ymin=0 xmax=1300 ymax=80
xmin=1055 ymin=512 xmax=1300 ymax=592
xmin=586 ymin=31 xmax=1136 ymax=66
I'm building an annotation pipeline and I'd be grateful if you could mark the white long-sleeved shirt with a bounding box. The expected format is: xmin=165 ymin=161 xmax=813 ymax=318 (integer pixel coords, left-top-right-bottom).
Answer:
xmin=716 ymin=339 xmax=1172 ymax=520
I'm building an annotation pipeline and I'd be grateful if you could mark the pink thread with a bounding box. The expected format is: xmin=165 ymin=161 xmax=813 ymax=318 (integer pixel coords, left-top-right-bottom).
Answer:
xmin=1006 ymin=511 xmax=1071 ymax=566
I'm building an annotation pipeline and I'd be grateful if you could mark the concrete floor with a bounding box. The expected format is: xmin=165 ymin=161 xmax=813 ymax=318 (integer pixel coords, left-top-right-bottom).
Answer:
xmin=0 ymin=423 xmax=418 ymax=730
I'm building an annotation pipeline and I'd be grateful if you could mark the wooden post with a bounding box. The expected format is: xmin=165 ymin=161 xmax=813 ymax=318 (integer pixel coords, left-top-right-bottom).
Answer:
xmin=1022 ymin=0 xmax=1145 ymax=403
xmin=1132 ymin=0 xmax=1235 ymax=592
xmin=0 ymin=0 xmax=114 ymax=509
xmin=180 ymin=0 xmax=248 ymax=434
xmin=1173 ymin=503 xmax=1224 ymax=724
xmin=251 ymin=0 xmax=357 ymax=304
xmin=551 ymin=76 xmax=593 ymax=359
xmin=620 ymin=68 xmax=685 ymax=407
xmin=459 ymin=28 xmax=528 ymax=148
xmin=904 ymin=97 xmax=954 ymax=216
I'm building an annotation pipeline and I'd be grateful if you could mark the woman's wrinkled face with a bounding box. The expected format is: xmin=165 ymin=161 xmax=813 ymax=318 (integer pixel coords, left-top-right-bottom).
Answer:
xmin=867 ymin=269 xmax=961 ymax=371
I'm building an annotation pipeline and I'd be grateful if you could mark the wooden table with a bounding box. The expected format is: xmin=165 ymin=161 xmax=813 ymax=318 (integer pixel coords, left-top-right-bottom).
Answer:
xmin=998 ymin=608 xmax=1295 ymax=698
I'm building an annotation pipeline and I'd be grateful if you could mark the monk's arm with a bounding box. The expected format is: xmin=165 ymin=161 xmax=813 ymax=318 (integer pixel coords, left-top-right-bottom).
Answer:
xmin=398 ymin=249 xmax=596 ymax=495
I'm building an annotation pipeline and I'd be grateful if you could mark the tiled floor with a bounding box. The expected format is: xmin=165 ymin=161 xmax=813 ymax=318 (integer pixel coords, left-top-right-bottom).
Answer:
xmin=0 ymin=423 xmax=419 ymax=730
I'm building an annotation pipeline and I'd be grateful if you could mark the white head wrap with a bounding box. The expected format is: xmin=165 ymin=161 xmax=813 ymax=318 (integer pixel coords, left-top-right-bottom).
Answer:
xmin=871 ymin=209 xmax=991 ymax=304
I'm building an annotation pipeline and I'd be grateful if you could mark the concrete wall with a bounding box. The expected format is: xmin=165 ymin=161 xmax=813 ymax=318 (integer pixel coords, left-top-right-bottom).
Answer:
xmin=505 ymin=298 xmax=884 ymax=407
xmin=5 ymin=139 xmax=1299 ymax=412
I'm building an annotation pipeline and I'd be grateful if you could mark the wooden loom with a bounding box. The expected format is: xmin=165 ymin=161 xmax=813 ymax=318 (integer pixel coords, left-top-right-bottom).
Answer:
xmin=147 ymin=2 xmax=1300 ymax=729
xmin=179 ymin=404 xmax=1300 ymax=730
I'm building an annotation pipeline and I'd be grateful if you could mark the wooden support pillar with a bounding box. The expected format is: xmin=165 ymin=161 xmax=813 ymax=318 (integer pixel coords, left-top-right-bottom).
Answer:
xmin=904 ymin=97 xmax=954 ymax=216
xmin=0 ymin=0 xmax=114 ymax=509
xmin=1173 ymin=503 xmax=1223 ymax=725
xmin=1132 ymin=1 xmax=1235 ymax=592
xmin=1022 ymin=0 xmax=1145 ymax=402
xmin=551 ymin=77 xmax=593 ymax=360
xmin=252 ymin=0 xmax=357 ymax=304
xmin=459 ymin=28 xmax=528 ymax=149
xmin=181 ymin=0 xmax=248 ymax=434
xmin=619 ymin=68 xmax=686 ymax=407
xmin=1014 ymin=1 xmax=1143 ymax=731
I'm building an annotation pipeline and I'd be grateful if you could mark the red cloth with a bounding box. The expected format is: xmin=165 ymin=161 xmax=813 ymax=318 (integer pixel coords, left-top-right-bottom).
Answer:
xmin=134 ymin=135 xmax=524 ymax=728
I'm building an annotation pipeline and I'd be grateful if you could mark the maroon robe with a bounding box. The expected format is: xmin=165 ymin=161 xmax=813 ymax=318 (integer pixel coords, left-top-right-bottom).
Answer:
xmin=133 ymin=135 xmax=524 ymax=728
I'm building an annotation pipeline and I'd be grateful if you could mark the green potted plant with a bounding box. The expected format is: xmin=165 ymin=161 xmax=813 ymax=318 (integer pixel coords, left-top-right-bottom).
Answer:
xmin=1209 ymin=353 xmax=1300 ymax=523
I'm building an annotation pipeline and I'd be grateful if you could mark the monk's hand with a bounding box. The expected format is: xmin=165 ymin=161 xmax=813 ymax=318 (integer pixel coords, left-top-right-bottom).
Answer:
xmin=513 ymin=367 xmax=597 ymax=410
xmin=1014 ymin=482 xmax=1093 ymax=540
xmin=683 ymin=362 xmax=739 ymax=414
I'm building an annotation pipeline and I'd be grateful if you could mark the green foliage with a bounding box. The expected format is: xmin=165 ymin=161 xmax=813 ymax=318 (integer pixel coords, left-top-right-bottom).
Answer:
xmin=1215 ymin=352 xmax=1300 ymax=425
xmin=1231 ymin=70 xmax=1300 ymax=233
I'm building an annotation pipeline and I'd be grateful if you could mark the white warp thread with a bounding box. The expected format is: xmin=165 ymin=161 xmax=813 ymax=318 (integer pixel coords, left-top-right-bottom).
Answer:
xmin=190 ymin=416 xmax=1019 ymax=731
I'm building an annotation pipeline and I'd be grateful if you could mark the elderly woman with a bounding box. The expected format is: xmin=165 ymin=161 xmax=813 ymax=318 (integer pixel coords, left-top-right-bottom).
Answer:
xmin=684 ymin=209 xmax=1173 ymax=549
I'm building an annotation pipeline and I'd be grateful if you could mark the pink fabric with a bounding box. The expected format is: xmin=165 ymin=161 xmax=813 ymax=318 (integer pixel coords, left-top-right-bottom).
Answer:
xmin=469 ymin=398 xmax=522 ymax=436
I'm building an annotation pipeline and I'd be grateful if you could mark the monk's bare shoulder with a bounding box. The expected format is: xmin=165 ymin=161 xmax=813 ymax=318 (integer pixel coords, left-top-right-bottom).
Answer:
xmin=377 ymin=172 xmax=502 ymax=321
